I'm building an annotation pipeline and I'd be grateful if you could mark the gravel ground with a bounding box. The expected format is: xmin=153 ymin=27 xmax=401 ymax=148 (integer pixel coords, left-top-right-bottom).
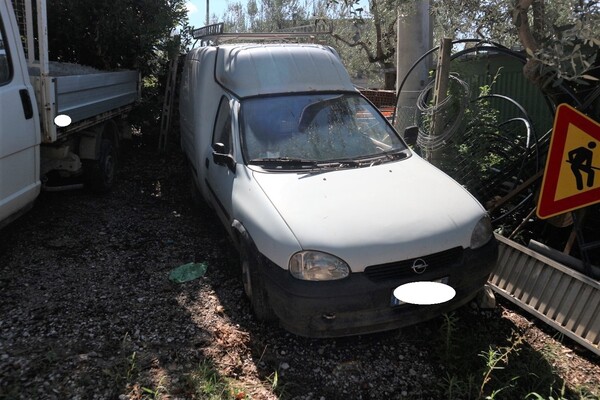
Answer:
xmin=1 ymin=135 xmax=599 ymax=400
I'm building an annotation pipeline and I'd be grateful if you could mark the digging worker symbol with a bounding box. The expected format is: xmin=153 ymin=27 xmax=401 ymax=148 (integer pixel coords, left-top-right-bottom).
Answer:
xmin=567 ymin=141 xmax=598 ymax=191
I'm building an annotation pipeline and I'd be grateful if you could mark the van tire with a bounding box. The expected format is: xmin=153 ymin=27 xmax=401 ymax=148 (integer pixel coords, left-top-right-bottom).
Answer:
xmin=85 ymin=139 xmax=116 ymax=192
xmin=240 ymin=242 xmax=276 ymax=322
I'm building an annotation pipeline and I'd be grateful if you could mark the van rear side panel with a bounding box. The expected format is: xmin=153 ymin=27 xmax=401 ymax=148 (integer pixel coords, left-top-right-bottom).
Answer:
xmin=179 ymin=46 xmax=221 ymax=200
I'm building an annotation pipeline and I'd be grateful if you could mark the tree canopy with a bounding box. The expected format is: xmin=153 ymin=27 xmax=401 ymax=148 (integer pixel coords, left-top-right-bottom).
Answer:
xmin=218 ymin=0 xmax=599 ymax=98
xmin=47 ymin=0 xmax=188 ymax=75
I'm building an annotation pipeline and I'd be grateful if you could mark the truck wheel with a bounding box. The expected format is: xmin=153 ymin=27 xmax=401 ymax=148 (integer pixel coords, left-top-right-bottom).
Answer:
xmin=240 ymin=242 xmax=276 ymax=322
xmin=85 ymin=139 xmax=116 ymax=192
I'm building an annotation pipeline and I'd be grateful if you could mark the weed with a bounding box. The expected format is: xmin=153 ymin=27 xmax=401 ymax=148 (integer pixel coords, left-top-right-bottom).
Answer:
xmin=266 ymin=369 xmax=289 ymax=398
xmin=183 ymin=359 xmax=249 ymax=399
xmin=526 ymin=381 xmax=568 ymax=400
xmin=270 ymin=370 xmax=279 ymax=391
xmin=141 ymin=376 xmax=168 ymax=399
xmin=101 ymin=333 xmax=140 ymax=389
xmin=440 ymin=312 xmax=459 ymax=363
xmin=478 ymin=331 xmax=524 ymax=398
xmin=127 ymin=351 xmax=138 ymax=382
xmin=540 ymin=333 xmax=565 ymax=365
xmin=441 ymin=372 xmax=466 ymax=400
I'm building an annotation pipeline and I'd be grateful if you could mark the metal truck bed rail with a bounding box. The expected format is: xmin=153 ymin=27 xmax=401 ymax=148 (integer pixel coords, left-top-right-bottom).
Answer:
xmin=31 ymin=70 xmax=139 ymax=143
xmin=489 ymin=234 xmax=600 ymax=356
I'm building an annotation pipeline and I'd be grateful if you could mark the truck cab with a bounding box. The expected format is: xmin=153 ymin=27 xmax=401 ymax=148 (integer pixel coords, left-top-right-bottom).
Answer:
xmin=0 ymin=0 xmax=40 ymax=227
xmin=180 ymin=39 xmax=498 ymax=338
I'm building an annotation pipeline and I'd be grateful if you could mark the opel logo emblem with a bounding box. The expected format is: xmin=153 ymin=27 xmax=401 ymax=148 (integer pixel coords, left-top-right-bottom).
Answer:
xmin=411 ymin=258 xmax=428 ymax=274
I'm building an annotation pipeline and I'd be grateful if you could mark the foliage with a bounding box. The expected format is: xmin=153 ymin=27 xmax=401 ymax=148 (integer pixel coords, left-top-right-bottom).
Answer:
xmin=182 ymin=360 xmax=250 ymax=399
xmin=328 ymin=0 xmax=401 ymax=88
xmin=426 ymin=309 xmax=585 ymax=400
xmin=524 ymin=1 xmax=600 ymax=89
xmin=416 ymin=71 xmax=504 ymax=198
xmin=430 ymin=0 xmax=516 ymax=45
xmin=429 ymin=0 xmax=599 ymax=101
xmin=47 ymin=0 xmax=188 ymax=76
xmin=221 ymin=0 xmax=311 ymax=33
xmin=217 ymin=0 xmax=599 ymax=95
xmin=46 ymin=0 xmax=190 ymax=134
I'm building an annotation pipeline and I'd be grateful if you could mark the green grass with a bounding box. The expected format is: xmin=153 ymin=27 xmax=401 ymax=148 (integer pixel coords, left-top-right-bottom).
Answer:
xmin=181 ymin=360 xmax=250 ymax=399
xmin=431 ymin=309 xmax=599 ymax=400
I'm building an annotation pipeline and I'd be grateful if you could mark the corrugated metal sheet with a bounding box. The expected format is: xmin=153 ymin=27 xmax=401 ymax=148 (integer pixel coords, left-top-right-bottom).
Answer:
xmin=489 ymin=234 xmax=600 ymax=356
xmin=456 ymin=54 xmax=554 ymax=136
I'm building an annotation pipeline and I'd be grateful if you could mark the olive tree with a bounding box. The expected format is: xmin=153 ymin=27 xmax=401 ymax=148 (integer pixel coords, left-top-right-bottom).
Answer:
xmin=512 ymin=0 xmax=599 ymax=107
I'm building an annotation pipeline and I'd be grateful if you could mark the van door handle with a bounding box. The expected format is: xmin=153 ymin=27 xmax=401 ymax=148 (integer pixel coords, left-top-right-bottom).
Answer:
xmin=205 ymin=158 xmax=209 ymax=169
xmin=19 ymin=89 xmax=34 ymax=120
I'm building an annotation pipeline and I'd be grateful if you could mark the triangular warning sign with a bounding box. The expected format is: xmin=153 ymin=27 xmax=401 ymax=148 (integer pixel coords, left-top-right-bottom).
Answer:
xmin=537 ymin=104 xmax=600 ymax=219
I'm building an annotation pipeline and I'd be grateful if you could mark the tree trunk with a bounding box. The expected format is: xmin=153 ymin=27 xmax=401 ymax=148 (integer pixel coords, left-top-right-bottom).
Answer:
xmin=371 ymin=0 xmax=394 ymax=89
xmin=513 ymin=0 xmax=543 ymax=85
xmin=384 ymin=67 xmax=396 ymax=90
xmin=513 ymin=0 xmax=538 ymax=52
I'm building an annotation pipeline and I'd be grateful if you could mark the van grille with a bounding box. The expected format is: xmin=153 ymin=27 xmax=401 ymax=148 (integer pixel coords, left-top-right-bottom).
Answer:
xmin=364 ymin=247 xmax=463 ymax=281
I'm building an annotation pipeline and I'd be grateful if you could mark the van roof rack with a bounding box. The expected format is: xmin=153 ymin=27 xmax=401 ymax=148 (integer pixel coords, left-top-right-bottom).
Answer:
xmin=192 ymin=21 xmax=333 ymax=45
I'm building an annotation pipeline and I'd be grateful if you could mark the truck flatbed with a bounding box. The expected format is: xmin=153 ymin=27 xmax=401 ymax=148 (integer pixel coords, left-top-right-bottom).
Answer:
xmin=28 ymin=63 xmax=139 ymax=142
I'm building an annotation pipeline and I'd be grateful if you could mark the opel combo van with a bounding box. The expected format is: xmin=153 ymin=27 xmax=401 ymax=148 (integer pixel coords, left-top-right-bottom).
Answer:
xmin=179 ymin=43 xmax=498 ymax=337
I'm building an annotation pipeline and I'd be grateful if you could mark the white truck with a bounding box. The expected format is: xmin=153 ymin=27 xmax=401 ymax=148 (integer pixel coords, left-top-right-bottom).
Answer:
xmin=180 ymin=28 xmax=498 ymax=337
xmin=0 ymin=0 xmax=139 ymax=228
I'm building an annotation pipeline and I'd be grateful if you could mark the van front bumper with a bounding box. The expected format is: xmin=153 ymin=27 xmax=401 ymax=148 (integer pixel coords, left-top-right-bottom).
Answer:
xmin=260 ymin=238 xmax=498 ymax=338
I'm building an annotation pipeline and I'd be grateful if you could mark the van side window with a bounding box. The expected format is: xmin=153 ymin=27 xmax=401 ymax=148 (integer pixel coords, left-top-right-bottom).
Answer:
xmin=0 ymin=16 xmax=12 ymax=84
xmin=213 ymin=96 xmax=232 ymax=154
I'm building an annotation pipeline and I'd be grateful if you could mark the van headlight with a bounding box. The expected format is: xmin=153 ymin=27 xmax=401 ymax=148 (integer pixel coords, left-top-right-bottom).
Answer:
xmin=289 ymin=251 xmax=350 ymax=281
xmin=471 ymin=215 xmax=493 ymax=249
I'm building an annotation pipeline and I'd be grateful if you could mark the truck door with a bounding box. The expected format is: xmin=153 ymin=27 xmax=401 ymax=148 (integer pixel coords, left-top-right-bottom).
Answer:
xmin=0 ymin=2 xmax=41 ymax=225
xmin=205 ymin=96 xmax=236 ymax=226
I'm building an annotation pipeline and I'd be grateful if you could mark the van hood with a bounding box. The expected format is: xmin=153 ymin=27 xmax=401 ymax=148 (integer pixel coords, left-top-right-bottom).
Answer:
xmin=251 ymin=156 xmax=486 ymax=271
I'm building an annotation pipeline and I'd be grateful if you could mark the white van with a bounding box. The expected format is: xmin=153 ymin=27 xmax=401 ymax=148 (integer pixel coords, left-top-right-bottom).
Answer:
xmin=179 ymin=42 xmax=498 ymax=337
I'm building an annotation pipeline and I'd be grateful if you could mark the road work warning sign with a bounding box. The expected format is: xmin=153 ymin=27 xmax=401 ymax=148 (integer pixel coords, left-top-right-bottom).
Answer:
xmin=537 ymin=103 xmax=600 ymax=219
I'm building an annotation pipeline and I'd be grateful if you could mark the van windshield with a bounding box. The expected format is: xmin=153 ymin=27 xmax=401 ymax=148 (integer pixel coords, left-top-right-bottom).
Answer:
xmin=240 ymin=93 xmax=408 ymax=167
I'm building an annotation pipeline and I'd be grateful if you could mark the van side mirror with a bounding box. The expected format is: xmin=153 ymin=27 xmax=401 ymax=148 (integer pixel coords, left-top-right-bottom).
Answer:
xmin=403 ymin=126 xmax=419 ymax=147
xmin=212 ymin=143 xmax=236 ymax=172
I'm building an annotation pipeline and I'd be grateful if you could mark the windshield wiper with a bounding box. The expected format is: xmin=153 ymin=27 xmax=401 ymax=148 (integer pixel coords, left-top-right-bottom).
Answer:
xmin=383 ymin=149 xmax=410 ymax=161
xmin=363 ymin=149 xmax=410 ymax=166
xmin=249 ymin=157 xmax=318 ymax=170
xmin=301 ymin=160 xmax=360 ymax=176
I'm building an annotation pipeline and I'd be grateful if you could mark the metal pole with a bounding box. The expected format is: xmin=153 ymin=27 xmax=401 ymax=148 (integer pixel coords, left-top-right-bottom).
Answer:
xmin=25 ymin=0 xmax=34 ymax=63
xmin=206 ymin=0 xmax=209 ymax=25
xmin=37 ymin=0 xmax=48 ymax=75
xmin=428 ymin=37 xmax=452 ymax=163
xmin=395 ymin=1 xmax=431 ymax=135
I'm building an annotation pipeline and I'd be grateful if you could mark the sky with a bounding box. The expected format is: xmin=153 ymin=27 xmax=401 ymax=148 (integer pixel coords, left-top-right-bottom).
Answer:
xmin=186 ymin=0 xmax=227 ymax=28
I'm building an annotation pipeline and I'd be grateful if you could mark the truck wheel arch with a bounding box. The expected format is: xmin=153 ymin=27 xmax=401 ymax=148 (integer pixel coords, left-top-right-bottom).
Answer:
xmin=78 ymin=120 xmax=120 ymax=161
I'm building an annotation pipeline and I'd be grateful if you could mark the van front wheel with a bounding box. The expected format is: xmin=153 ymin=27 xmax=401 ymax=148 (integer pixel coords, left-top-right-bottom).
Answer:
xmin=240 ymin=243 xmax=276 ymax=322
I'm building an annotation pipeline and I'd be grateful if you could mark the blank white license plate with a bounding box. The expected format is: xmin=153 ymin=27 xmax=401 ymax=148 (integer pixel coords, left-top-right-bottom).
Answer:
xmin=390 ymin=277 xmax=450 ymax=306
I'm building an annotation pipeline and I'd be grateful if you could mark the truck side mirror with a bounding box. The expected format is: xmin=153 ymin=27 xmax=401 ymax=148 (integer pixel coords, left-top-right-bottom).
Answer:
xmin=403 ymin=126 xmax=419 ymax=147
xmin=212 ymin=143 xmax=236 ymax=172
